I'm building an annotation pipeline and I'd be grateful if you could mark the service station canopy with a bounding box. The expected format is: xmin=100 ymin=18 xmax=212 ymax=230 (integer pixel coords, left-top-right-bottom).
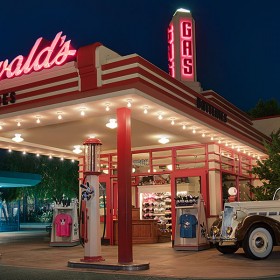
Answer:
xmin=0 ymin=33 xmax=268 ymax=161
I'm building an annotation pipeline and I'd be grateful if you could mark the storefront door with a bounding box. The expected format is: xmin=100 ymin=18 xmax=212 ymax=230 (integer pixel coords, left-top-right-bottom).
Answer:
xmin=171 ymin=169 xmax=207 ymax=243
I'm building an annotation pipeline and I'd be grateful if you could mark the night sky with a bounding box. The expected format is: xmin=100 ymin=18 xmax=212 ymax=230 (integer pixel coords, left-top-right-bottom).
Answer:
xmin=1 ymin=0 xmax=280 ymax=112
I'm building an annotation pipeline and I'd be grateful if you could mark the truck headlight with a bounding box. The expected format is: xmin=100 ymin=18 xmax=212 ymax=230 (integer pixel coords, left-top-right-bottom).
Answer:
xmin=212 ymin=226 xmax=220 ymax=236
xmin=226 ymin=226 xmax=233 ymax=236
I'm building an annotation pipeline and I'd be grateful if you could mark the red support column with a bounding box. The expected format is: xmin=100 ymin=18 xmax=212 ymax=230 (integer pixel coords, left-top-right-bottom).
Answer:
xmin=117 ymin=107 xmax=133 ymax=264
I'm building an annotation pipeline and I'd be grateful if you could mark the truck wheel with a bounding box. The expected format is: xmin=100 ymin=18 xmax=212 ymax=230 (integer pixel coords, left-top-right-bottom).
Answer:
xmin=215 ymin=244 xmax=239 ymax=254
xmin=243 ymin=227 xmax=273 ymax=260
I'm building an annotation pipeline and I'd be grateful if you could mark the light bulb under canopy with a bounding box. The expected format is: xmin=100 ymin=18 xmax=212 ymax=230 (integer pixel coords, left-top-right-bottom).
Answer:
xmin=106 ymin=118 xmax=117 ymax=129
xmin=73 ymin=145 xmax=82 ymax=154
xmin=158 ymin=137 xmax=169 ymax=144
xmin=12 ymin=134 xmax=24 ymax=143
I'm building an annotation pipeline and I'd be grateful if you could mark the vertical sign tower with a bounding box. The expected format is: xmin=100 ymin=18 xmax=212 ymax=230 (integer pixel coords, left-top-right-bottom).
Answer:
xmin=168 ymin=8 xmax=201 ymax=92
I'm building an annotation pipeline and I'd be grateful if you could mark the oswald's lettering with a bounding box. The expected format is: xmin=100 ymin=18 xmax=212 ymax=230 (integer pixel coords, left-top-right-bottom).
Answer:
xmin=0 ymin=32 xmax=76 ymax=81
xmin=196 ymin=97 xmax=227 ymax=123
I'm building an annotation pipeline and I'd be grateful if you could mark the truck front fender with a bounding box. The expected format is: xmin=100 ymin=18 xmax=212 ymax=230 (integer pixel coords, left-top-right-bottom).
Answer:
xmin=235 ymin=215 xmax=280 ymax=245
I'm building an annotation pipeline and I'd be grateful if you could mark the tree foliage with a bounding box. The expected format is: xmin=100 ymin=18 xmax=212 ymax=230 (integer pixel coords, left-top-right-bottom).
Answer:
xmin=249 ymin=128 xmax=280 ymax=200
xmin=248 ymin=98 xmax=280 ymax=118
xmin=0 ymin=150 xmax=79 ymax=203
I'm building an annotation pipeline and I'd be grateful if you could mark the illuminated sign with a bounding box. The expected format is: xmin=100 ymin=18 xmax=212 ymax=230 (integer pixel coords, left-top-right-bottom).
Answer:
xmin=180 ymin=19 xmax=193 ymax=79
xmin=0 ymin=31 xmax=76 ymax=81
xmin=197 ymin=97 xmax=227 ymax=123
xmin=0 ymin=92 xmax=16 ymax=106
xmin=167 ymin=24 xmax=175 ymax=78
xmin=168 ymin=10 xmax=195 ymax=82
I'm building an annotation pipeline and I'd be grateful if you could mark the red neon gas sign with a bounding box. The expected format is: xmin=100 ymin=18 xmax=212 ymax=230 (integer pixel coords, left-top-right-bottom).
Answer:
xmin=0 ymin=31 xmax=76 ymax=81
xmin=180 ymin=20 xmax=193 ymax=79
xmin=167 ymin=23 xmax=175 ymax=78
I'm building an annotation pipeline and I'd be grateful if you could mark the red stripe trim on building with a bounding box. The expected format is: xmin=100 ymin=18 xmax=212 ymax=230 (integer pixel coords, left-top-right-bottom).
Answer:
xmin=0 ymin=90 xmax=80 ymax=114
xmin=0 ymin=72 xmax=78 ymax=95
xmin=16 ymin=81 xmax=78 ymax=101
xmin=100 ymin=76 xmax=268 ymax=151
xmin=102 ymin=60 xmax=256 ymax=132
xmin=202 ymin=90 xmax=252 ymax=124
xmin=101 ymin=62 xmax=269 ymax=145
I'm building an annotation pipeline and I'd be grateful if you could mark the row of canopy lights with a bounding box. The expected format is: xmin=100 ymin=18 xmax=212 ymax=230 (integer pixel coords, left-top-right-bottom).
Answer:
xmin=3 ymin=97 xmax=263 ymax=159
xmin=5 ymin=148 xmax=77 ymax=162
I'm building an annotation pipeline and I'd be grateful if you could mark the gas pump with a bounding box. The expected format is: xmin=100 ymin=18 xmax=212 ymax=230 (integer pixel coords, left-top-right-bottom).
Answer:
xmin=79 ymin=137 xmax=104 ymax=262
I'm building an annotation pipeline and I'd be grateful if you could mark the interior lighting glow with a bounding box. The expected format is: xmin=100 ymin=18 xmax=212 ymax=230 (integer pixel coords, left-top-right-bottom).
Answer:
xmin=8 ymin=149 xmax=12 ymax=153
xmin=170 ymin=118 xmax=175 ymax=125
xmin=0 ymin=125 xmax=2 ymax=130
xmin=49 ymin=155 xmax=53 ymax=159
xmin=148 ymin=169 xmax=157 ymax=173
xmin=16 ymin=120 xmax=21 ymax=127
xmin=106 ymin=118 xmax=117 ymax=129
xmin=202 ymin=133 xmax=205 ymax=138
xmin=12 ymin=133 xmax=24 ymax=143
xmin=182 ymin=123 xmax=187 ymax=129
xmin=192 ymin=128 xmax=196 ymax=134
xmin=218 ymin=139 xmax=221 ymax=144
xmin=158 ymin=137 xmax=169 ymax=144
xmin=158 ymin=112 xmax=163 ymax=120
xmin=36 ymin=153 xmax=40 ymax=157
xmin=22 ymin=151 xmax=26 ymax=155
xmin=60 ymin=157 xmax=64 ymax=161
xmin=167 ymin=164 xmax=173 ymax=171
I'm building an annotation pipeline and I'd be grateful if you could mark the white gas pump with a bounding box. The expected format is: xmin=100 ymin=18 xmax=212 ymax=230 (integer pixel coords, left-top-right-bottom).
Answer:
xmin=79 ymin=137 xmax=104 ymax=262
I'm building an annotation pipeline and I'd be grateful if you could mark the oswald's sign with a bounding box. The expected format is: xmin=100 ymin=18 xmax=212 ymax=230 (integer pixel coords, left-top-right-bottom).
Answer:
xmin=196 ymin=97 xmax=227 ymax=123
xmin=0 ymin=31 xmax=76 ymax=81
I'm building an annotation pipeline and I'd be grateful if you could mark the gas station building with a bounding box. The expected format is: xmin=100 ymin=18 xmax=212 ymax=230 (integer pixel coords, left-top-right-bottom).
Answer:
xmin=0 ymin=9 xmax=271 ymax=262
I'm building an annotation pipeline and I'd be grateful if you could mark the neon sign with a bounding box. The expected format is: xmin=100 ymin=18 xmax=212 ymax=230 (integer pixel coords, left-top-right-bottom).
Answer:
xmin=0 ymin=31 xmax=76 ymax=81
xmin=180 ymin=19 xmax=193 ymax=79
xmin=167 ymin=24 xmax=175 ymax=78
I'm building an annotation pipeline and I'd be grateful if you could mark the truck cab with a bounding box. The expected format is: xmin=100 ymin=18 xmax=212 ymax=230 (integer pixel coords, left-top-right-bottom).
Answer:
xmin=208 ymin=188 xmax=280 ymax=260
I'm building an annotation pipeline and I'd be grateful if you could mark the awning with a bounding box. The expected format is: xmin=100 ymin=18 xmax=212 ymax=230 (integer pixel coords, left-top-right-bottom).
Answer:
xmin=0 ymin=171 xmax=41 ymax=188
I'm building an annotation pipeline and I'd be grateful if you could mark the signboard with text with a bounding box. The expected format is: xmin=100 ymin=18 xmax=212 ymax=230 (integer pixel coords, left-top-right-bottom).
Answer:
xmin=168 ymin=9 xmax=196 ymax=83
xmin=0 ymin=31 xmax=76 ymax=81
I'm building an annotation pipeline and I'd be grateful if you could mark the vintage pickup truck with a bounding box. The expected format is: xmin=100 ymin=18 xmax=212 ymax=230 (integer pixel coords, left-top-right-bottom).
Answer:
xmin=208 ymin=188 xmax=280 ymax=260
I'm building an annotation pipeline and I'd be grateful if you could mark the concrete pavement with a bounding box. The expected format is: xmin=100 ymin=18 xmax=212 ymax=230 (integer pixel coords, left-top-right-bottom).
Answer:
xmin=0 ymin=231 xmax=280 ymax=279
